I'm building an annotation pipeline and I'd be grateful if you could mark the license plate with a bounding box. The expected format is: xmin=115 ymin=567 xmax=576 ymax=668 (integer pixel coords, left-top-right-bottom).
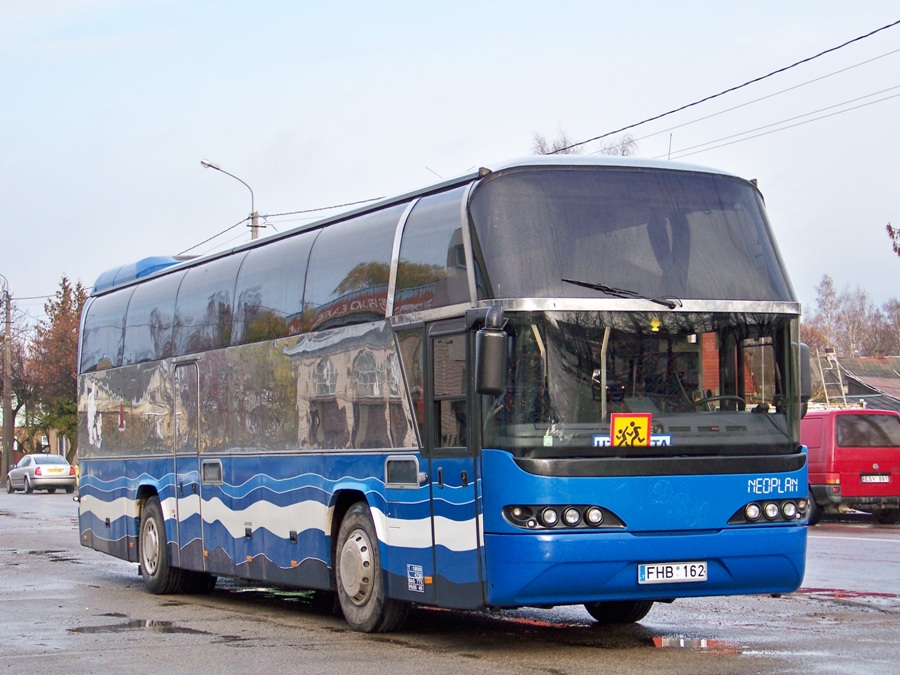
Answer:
xmin=861 ymin=474 xmax=890 ymax=484
xmin=638 ymin=561 xmax=707 ymax=584
xmin=48 ymin=468 xmax=64 ymax=474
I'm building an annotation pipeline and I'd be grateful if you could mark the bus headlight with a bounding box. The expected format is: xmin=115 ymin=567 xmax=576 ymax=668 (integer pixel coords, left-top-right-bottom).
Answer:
xmin=563 ymin=507 xmax=582 ymax=526
xmin=745 ymin=503 xmax=761 ymax=521
xmin=540 ymin=507 xmax=559 ymax=527
xmin=764 ymin=502 xmax=780 ymax=520
xmin=585 ymin=506 xmax=604 ymax=525
xmin=782 ymin=502 xmax=798 ymax=519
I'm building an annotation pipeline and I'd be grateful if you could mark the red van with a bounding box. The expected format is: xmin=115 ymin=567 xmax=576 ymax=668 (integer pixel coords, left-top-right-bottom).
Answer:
xmin=802 ymin=409 xmax=900 ymax=524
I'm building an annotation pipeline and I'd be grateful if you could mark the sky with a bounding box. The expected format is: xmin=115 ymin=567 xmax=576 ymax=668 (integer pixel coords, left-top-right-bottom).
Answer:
xmin=2 ymin=1 xmax=899 ymax=327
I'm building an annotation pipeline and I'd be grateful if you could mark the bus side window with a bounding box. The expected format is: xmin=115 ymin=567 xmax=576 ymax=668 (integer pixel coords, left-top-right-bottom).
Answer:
xmin=433 ymin=335 xmax=467 ymax=448
xmin=232 ymin=231 xmax=316 ymax=345
xmin=304 ymin=205 xmax=405 ymax=331
xmin=123 ymin=270 xmax=185 ymax=365
xmin=173 ymin=254 xmax=245 ymax=356
xmin=80 ymin=290 xmax=133 ymax=372
xmin=394 ymin=187 xmax=470 ymax=314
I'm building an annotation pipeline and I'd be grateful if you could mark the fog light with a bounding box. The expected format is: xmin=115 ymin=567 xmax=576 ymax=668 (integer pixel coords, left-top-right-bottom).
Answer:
xmin=540 ymin=507 xmax=559 ymax=527
xmin=745 ymin=503 xmax=761 ymax=521
xmin=797 ymin=499 xmax=808 ymax=512
xmin=563 ymin=507 xmax=581 ymax=526
xmin=764 ymin=502 xmax=780 ymax=520
xmin=782 ymin=502 xmax=798 ymax=519
xmin=585 ymin=507 xmax=604 ymax=525
xmin=511 ymin=506 xmax=525 ymax=519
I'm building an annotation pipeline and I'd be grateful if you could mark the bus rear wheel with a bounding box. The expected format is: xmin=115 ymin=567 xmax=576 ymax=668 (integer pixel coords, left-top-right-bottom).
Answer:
xmin=139 ymin=496 xmax=185 ymax=594
xmin=335 ymin=502 xmax=408 ymax=633
xmin=585 ymin=600 xmax=654 ymax=624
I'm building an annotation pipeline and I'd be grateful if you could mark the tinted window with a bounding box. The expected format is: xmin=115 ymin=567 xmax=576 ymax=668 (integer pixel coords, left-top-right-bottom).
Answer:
xmin=469 ymin=167 xmax=793 ymax=302
xmin=394 ymin=187 xmax=469 ymax=314
xmin=122 ymin=270 xmax=185 ymax=365
xmin=80 ymin=289 xmax=134 ymax=372
xmin=433 ymin=334 xmax=467 ymax=448
xmin=232 ymin=231 xmax=316 ymax=345
xmin=304 ymin=205 xmax=405 ymax=331
xmin=173 ymin=254 xmax=245 ymax=355
xmin=836 ymin=414 xmax=900 ymax=448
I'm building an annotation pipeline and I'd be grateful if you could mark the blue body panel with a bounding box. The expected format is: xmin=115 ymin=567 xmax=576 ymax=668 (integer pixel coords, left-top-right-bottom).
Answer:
xmin=479 ymin=449 xmax=807 ymax=607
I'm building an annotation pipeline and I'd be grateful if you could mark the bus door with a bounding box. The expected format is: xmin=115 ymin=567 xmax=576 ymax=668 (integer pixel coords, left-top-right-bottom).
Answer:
xmin=426 ymin=324 xmax=483 ymax=608
xmin=173 ymin=361 xmax=205 ymax=571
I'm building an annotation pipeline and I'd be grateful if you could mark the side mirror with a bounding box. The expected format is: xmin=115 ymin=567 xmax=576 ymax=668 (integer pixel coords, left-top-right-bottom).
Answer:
xmin=475 ymin=306 xmax=508 ymax=396
xmin=799 ymin=343 xmax=811 ymax=418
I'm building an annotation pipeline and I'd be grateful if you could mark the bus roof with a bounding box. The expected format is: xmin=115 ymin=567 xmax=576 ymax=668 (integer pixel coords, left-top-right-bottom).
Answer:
xmin=90 ymin=156 xmax=747 ymax=297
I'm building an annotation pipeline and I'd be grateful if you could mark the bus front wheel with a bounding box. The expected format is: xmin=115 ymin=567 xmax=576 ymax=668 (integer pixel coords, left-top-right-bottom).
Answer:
xmin=335 ymin=502 xmax=408 ymax=633
xmin=585 ymin=600 xmax=654 ymax=624
xmin=139 ymin=496 xmax=185 ymax=594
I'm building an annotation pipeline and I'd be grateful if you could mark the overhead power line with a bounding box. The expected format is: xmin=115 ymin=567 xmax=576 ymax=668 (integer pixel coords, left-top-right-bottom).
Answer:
xmin=667 ymin=90 xmax=900 ymax=160
xmin=629 ymin=46 xmax=900 ymax=146
xmin=556 ymin=17 xmax=900 ymax=154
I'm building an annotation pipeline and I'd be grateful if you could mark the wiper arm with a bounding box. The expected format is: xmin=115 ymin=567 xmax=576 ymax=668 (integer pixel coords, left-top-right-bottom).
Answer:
xmin=562 ymin=278 xmax=682 ymax=309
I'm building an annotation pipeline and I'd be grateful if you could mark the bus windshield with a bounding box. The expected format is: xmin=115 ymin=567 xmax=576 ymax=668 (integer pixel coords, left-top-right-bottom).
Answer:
xmin=469 ymin=166 xmax=793 ymax=302
xmin=484 ymin=311 xmax=797 ymax=458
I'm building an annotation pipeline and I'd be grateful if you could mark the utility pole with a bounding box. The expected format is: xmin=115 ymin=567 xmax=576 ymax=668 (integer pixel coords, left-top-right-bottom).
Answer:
xmin=1 ymin=284 xmax=12 ymax=488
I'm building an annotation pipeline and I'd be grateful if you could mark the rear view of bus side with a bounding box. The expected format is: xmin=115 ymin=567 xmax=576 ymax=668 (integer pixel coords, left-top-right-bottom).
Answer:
xmin=77 ymin=156 xmax=809 ymax=632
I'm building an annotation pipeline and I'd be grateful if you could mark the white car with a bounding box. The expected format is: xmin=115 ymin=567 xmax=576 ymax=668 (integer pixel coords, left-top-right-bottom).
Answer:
xmin=7 ymin=454 xmax=77 ymax=494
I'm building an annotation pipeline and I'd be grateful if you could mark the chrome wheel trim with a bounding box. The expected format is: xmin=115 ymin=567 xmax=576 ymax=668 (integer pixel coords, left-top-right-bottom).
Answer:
xmin=141 ymin=516 xmax=160 ymax=576
xmin=339 ymin=528 xmax=373 ymax=606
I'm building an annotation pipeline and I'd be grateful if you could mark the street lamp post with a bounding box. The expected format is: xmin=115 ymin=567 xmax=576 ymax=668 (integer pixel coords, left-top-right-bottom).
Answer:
xmin=200 ymin=159 xmax=261 ymax=240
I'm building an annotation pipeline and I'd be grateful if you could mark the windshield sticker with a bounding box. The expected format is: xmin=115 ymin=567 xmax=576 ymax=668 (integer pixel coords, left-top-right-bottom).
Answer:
xmin=612 ymin=413 xmax=651 ymax=446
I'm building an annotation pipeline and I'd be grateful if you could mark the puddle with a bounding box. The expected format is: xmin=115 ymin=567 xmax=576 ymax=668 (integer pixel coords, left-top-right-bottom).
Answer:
xmin=652 ymin=636 xmax=742 ymax=654
xmin=69 ymin=620 xmax=207 ymax=635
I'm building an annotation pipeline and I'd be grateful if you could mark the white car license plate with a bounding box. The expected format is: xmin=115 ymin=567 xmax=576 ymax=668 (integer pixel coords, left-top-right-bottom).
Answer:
xmin=861 ymin=474 xmax=890 ymax=483
xmin=48 ymin=468 xmax=64 ymax=474
xmin=638 ymin=561 xmax=707 ymax=584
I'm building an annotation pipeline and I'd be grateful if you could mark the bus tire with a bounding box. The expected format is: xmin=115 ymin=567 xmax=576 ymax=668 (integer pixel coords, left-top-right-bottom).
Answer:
xmin=872 ymin=509 xmax=899 ymax=525
xmin=335 ymin=502 xmax=408 ymax=633
xmin=585 ymin=600 xmax=654 ymax=624
xmin=139 ymin=496 xmax=185 ymax=594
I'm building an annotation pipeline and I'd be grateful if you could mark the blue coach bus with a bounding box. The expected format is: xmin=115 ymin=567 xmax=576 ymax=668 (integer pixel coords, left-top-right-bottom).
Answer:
xmin=77 ymin=156 xmax=809 ymax=632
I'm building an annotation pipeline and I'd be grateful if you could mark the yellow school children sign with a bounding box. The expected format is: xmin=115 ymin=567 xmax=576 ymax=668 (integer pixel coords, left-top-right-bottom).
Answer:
xmin=611 ymin=413 xmax=651 ymax=447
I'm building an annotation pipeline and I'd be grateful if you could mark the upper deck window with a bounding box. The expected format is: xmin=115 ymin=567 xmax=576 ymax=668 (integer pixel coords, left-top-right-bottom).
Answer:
xmin=394 ymin=187 xmax=470 ymax=314
xmin=80 ymin=289 xmax=133 ymax=372
xmin=304 ymin=204 xmax=405 ymax=331
xmin=469 ymin=167 xmax=793 ymax=302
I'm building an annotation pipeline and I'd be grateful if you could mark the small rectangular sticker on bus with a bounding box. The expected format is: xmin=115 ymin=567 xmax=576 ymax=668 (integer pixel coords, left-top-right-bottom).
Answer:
xmin=593 ymin=435 xmax=672 ymax=447
xmin=407 ymin=564 xmax=425 ymax=593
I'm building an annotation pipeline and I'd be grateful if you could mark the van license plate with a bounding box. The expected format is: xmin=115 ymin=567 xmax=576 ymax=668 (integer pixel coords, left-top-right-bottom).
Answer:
xmin=861 ymin=474 xmax=890 ymax=483
xmin=638 ymin=561 xmax=707 ymax=584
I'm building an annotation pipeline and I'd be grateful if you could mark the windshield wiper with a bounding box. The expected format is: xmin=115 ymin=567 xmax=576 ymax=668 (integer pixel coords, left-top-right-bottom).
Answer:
xmin=562 ymin=278 xmax=682 ymax=309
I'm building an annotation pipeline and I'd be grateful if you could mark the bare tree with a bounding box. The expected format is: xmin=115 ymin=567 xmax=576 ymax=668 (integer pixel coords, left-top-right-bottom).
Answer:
xmin=805 ymin=274 xmax=896 ymax=357
xmin=532 ymin=129 xmax=638 ymax=157
xmin=598 ymin=133 xmax=638 ymax=156
xmin=532 ymin=129 xmax=584 ymax=155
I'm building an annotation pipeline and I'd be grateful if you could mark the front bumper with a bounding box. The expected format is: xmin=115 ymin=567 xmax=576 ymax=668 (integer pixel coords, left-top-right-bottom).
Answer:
xmin=483 ymin=525 xmax=807 ymax=608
